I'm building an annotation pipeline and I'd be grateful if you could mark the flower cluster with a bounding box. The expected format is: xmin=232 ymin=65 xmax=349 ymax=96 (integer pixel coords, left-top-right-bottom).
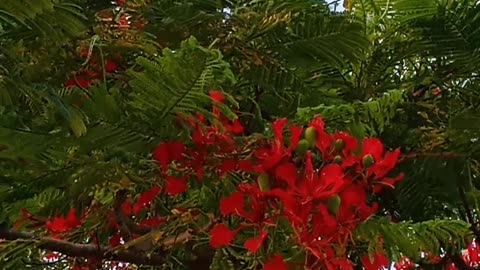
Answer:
xmin=150 ymin=90 xmax=404 ymax=269
xmin=18 ymin=89 xmax=480 ymax=269
xmin=64 ymin=49 xmax=119 ymax=90
xmin=18 ymin=88 xmax=404 ymax=269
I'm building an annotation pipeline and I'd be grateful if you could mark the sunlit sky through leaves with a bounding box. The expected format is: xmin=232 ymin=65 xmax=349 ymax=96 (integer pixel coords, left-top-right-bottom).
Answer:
xmin=326 ymin=0 xmax=345 ymax=12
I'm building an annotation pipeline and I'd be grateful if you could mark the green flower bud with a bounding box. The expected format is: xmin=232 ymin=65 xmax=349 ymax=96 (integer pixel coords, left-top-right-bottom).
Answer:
xmin=257 ymin=173 xmax=270 ymax=192
xmin=326 ymin=195 xmax=341 ymax=215
xmin=334 ymin=139 xmax=345 ymax=151
xmin=304 ymin=127 xmax=317 ymax=147
xmin=362 ymin=154 xmax=375 ymax=168
xmin=295 ymin=139 xmax=310 ymax=155
xmin=334 ymin=155 xmax=342 ymax=164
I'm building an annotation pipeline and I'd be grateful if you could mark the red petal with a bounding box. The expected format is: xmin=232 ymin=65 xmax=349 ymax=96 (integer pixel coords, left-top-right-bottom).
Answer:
xmin=44 ymin=252 xmax=59 ymax=261
xmin=137 ymin=185 xmax=161 ymax=206
xmin=209 ymin=224 xmax=236 ymax=249
xmin=244 ymin=230 xmax=268 ymax=253
xmin=361 ymin=253 xmax=389 ymax=270
xmin=334 ymin=132 xmax=358 ymax=154
xmin=47 ymin=217 xmax=68 ymax=233
xmin=104 ymin=60 xmax=118 ymax=73
xmin=76 ymin=78 xmax=91 ymax=89
xmin=309 ymin=116 xmax=325 ymax=131
xmin=361 ymin=138 xmax=384 ymax=162
xmin=132 ymin=204 xmax=142 ymax=216
xmin=152 ymin=143 xmax=169 ymax=171
xmin=218 ymin=159 xmax=236 ymax=177
xmin=231 ymin=119 xmax=244 ymax=135
xmin=287 ymin=125 xmax=303 ymax=152
xmin=138 ymin=217 xmax=166 ymax=228
xmin=264 ymin=255 xmax=288 ymax=270
xmin=109 ymin=234 xmax=122 ymax=247
xmin=304 ymin=151 xmax=314 ymax=184
xmin=65 ymin=209 xmax=80 ymax=229
xmin=153 ymin=142 xmax=185 ymax=172
xmin=220 ymin=192 xmax=245 ymax=216
xmin=272 ymin=118 xmax=288 ymax=152
xmin=371 ymin=148 xmax=401 ymax=179
xmin=237 ymin=160 xmax=254 ymax=172
xmin=316 ymin=164 xmax=344 ymax=199
xmin=164 ymin=176 xmax=187 ymax=196
xmin=275 ymin=162 xmax=297 ymax=189
xmin=166 ymin=142 xmax=185 ymax=162
xmin=64 ymin=79 xmax=77 ymax=88
xmin=209 ymin=90 xmax=225 ymax=103
xmin=121 ymin=201 xmax=132 ymax=216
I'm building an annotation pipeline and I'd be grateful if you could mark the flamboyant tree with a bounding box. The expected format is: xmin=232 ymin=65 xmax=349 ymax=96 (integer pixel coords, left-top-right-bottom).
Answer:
xmin=2 ymin=0 xmax=480 ymax=269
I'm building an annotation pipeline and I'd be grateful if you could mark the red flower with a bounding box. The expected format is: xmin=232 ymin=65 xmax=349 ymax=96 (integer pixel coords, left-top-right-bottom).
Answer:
xmin=209 ymin=90 xmax=225 ymax=103
xmin=338 ymin=183 xmax=378 ymax=223
xmin=244 ymin=230 xmax=268 ymax=253
xmin=360 ymin=138 xmax=384 ymax=162
xmin=117 ymin=0 xmax=126 ymax=6
xmin=153 ymin=142 xmax=185 ymax=172
xmin=104 ymin=60 xmax=118 ymax=73
xmin=237 ymin=159 xmax=254 ymax=172
xmin=138 ymin=217 xmax=167 ymax=228
xmin=370 ymin=149 xmax=401 ymax=179
xmin=465 ymin=242 xmax=480 ymax=267
xmin=121 ymin=201 xmax=132 ymax=216
xmin=133 ymin=185 xmax=161 ymax=214
xmin=64 ymin=78 xmax=91 ymax=89
xmin=308 ymin=116 xmax=333 ymax=158
xmin=220 ymin=192 xmax=245 ymax=216
xmin=264 ymin=255 xmax=288 ymax=270
xmin=274 ymin=162 xmax=297 ymax=188
xmin=300 ymin=153 xmax=345 ymax=201
xmin=274 ymin=152 xmax=345 ymax=203
xmin=254 ymin=119 xmax=302 ymax=172
xmin=218 ymin=159 xmax=236 ymax=177
xmin=394 ymin=256 xmax=415 ymax=270
xmin=45 ymin=209 xmax=82 ymax=236
xmin=44 ymin=252 xmax=59 ymax=261
xmin=361 ymin=252 xmax=389 ymax=270
xmin=230 ymin=119 xmax=244 ymax=134
xmin=164 ymin=176 xmax=188 ymax=196
xmin=210 ymin=224 xmax=236 ymax=249
xmin=109 ymin=234 xmax=122 ymax=247
xmin=118 ymin=17 xmax=129 ymax=29
xmin=65 ymin=209 xmax=81 ymax=228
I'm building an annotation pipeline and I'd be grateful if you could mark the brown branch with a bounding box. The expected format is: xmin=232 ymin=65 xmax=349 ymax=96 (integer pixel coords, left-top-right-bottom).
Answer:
xmin=0 ymin=227 xmax=165 ymax=265
xmin=0 ymin=216 xmax=215 ymax=267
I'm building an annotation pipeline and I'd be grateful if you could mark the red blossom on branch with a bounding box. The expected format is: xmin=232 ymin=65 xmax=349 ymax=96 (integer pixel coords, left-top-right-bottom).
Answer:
xmin=16 ymin=89 xmax=410 ymax=270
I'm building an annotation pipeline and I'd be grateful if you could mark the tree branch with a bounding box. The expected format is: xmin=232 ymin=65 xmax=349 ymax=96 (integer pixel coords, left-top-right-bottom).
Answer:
xmin=0 ymin=216 xmax=215 ymax=267
xmin=0 ymin=227 xmax=165 ymax=265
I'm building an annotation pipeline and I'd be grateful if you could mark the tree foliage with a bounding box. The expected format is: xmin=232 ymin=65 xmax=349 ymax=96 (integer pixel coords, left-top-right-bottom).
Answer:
xmin=2 ymin=0 xmax=480 ymax=269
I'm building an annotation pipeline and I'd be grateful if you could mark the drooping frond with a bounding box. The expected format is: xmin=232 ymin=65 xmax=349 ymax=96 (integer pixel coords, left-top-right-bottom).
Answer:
xmin=0 ymin=0 xmax=86 ymax=40
xmin=128 ymin=36 xmax=238 ymax=128
xmin=355 ymin=217 xmax=471 ymax=260
xmin=258 ymin=11 xmax=369 ymax=69
xmin=297 ymin=89 xmax=406 ymax=135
